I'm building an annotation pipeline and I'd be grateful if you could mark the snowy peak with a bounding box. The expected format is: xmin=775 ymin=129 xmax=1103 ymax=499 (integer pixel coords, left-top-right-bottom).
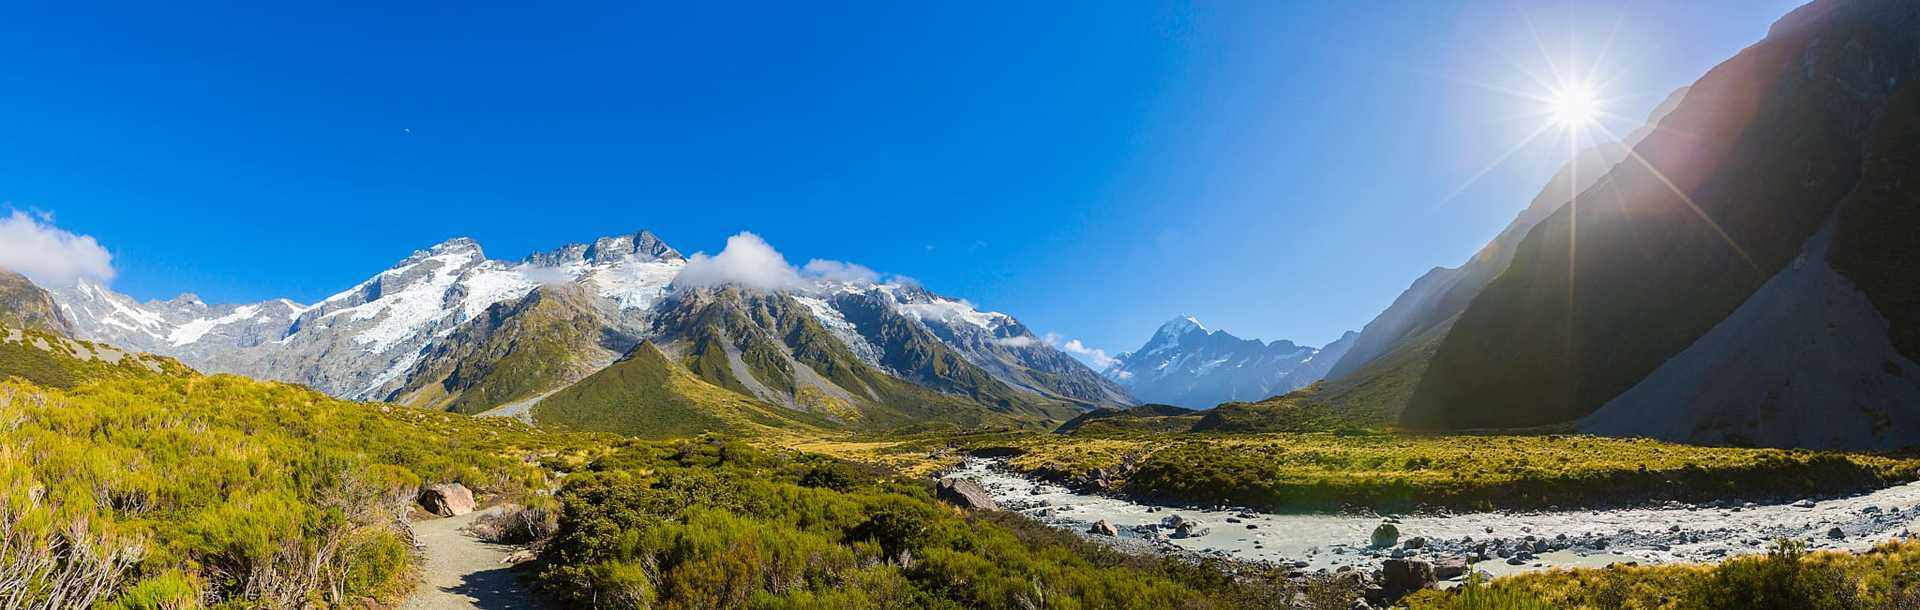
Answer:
xmin=525 ymin=230 xmax=683 ymax=267
xmin=1157 ymin=315 xmax=1207 ymax=338
xmin=1106 ymin=320 xmax=1356 ymax=409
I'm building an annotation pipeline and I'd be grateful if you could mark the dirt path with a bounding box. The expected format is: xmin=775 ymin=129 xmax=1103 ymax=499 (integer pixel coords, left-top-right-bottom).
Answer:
xmin=400 ymin=509 xmax=542 ymax=610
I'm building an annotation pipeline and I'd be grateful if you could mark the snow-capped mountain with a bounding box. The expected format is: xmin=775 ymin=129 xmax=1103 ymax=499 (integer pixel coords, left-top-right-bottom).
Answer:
xmin=54 ymin=233 xmax=683 ymax=400
xmin=1101 ymin=316 xmax=1356 ymax=409
xmin=50 ymin=230 xmax=1125 ymax=420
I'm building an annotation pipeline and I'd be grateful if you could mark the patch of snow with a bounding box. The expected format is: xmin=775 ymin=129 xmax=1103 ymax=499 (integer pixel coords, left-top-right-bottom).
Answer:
xmin=589 ymin=259 xmax=682 ymax=310
xmin=793 ymin=295 xmax=883 ymax=365
xmin=167 ymin=304 xmax=261 ymax=346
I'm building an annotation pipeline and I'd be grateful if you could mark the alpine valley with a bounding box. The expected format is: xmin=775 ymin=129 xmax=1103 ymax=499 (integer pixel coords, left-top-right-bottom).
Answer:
xmin=12 ymin=2 xmax=1920 ymax=610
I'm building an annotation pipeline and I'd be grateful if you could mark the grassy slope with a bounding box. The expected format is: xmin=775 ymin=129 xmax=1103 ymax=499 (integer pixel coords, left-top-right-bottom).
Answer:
xmin=981 ymin=431 xmax=1920 ymax=513
xmin=1407 ymin=539 xmax=1920 ymax=610
xmin=532 ymin=341 xmax=837 ymax=439
xmin=397 ymin=284 xmax=611 ymax=414
xmin=0 ymin=323 xmax=193 ymax=388
xmin=1054 ymin=404 xmax=1199 ymax=434
xmin=0 ymin=335 xmax=602 ymax=608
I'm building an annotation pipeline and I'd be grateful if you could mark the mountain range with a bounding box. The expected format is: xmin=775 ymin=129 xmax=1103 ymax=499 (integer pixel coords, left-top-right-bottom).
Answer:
xmin=45 ymin=230 xmax=1131 ymax=435
xmin=1101 ymin=316 xmax=1356 ymax=409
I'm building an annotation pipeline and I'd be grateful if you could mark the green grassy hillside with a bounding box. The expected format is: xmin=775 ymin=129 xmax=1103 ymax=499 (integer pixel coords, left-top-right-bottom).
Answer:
xmin=532 ymin=341 xmax=837 ymax=438
xmin=0 ymin=354 xmax=596 ymax=608
xmin=1054 ymin=403 xmax=1199 ymax=435
xmin=0 ymin=323 xmax=193 ymax=389
xmin=397 ymin=284 xmax=614 ymax=414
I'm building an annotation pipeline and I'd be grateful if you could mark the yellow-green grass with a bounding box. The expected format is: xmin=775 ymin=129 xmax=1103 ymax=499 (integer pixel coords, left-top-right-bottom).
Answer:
xmin=1406 ymin=539 xmax=1920 ymax=610
xmin=0 ymin=372 xmax=611 ymax=608
xmin=975 ymin=432 xmax=1920 ymax=512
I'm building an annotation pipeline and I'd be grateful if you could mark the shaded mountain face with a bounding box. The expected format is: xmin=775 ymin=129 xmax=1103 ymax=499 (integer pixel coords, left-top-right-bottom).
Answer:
xmin=0 ymin=268 xmax=74 ymax=336
xmin=1323 ymin=86 xmax=1692 ymax=392
xmin=49 ymin=230 xmax=1121 ymax=429
xmin=1102 ymin=316 xmax=1356 ymax=409
xmin=1406 ymin=0 xmax=1920 ymax=436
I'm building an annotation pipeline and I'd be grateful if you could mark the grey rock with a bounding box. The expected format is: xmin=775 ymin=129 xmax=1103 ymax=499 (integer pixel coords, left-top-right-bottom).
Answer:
xmin=1088 ymin=520 xmax=1118 ymax=537
xmin=936 ymin=478 xmax=999 ymax=511
xmin=1379 ymin=559 xmax=1436 ymax=601
xmin=1371 ymin=523 xmax=1400 ymax=548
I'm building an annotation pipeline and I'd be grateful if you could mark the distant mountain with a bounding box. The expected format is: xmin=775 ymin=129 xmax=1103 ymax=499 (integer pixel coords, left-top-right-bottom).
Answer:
xmin=1404 ymin=0 xmax=1920 ymax=448
xmin=1100 ymin=316 xmax=1356 ymax=409
xmin=50 ymin=230 xmax=1125 ymax=434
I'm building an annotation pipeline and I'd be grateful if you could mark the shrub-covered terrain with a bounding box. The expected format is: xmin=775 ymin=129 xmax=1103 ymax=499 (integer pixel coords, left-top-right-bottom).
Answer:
xmin=985 ymin=432 xmax=1920 ymax=512
xmin=1407 ymin=539 xmax=1920 ymax=610
xmin=0 ymin=356 xmax=603 ymax=608
xmin=534 ymin=437 xmax=1326 ymax=609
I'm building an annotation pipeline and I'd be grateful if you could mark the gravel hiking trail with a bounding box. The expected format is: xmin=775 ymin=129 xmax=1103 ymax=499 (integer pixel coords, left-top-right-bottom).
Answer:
xmin=400 ymin=508 xmax=542 ymax=610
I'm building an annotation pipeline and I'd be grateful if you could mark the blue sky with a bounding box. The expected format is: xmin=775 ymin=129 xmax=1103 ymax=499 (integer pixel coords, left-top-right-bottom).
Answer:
xmin=0 ymin=1 xmax=1802 ymax=360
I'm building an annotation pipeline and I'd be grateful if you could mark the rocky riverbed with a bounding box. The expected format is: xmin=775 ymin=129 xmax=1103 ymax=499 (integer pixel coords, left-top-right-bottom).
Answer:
xmin=950 ymin=457 xmax=1920 ymax=581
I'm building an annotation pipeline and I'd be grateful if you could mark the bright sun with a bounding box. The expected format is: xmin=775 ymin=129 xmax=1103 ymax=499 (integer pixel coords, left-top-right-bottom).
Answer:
xmin=1549 ymin=83 xmax=1597 ymax=126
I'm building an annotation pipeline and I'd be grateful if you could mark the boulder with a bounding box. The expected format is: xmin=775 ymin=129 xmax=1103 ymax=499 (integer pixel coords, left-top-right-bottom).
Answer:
xmin=1431 ymin=556 xmax=1468 ymax=580
xmin=419 ymin=483 xmax=475 ymax=517
xmin=936 ymin=478 xmax=999 ymax=511
xmin=1173 ymin=521 xmax=1208 ymax=539
xmin=1828 ymin=527 xmax=1846 ymax=539
xmin=1371 ymin=523 xmax=1400 ymax=548
xmin=1088 ymin=520 xmax=1118 ymax=537
xmin=1379 ymin=558 xmax=1436 ymax=601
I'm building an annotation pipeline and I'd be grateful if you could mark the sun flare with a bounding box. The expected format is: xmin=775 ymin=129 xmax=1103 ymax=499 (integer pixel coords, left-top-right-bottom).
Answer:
xmin=1549 ymin=83 xmax=1597 ymax=127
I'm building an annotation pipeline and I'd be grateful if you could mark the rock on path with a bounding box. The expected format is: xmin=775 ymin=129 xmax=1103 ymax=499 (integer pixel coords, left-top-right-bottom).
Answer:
xmin=400 ymin=508 xmax=542 ymax=610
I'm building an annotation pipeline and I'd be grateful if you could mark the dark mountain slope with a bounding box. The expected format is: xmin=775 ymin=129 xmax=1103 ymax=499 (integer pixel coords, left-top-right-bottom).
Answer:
xmin=1408 ymin=0 xmax=1920 ymax=430
xmin=1325 ymin=88 xmax=1690 ymax=383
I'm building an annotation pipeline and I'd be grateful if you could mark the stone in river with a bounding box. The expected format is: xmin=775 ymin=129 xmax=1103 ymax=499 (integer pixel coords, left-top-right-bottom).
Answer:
xmin=1371 ymin=523 xmax=1401 ymax=548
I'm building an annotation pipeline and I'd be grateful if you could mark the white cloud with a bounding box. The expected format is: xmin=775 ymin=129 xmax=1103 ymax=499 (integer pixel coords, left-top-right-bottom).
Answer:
xmin=1034 ymin=331 xmax=1118 ymax=369
xmin=0 ymin=210 xmax=114 ymax=288
xmin=673 ymin=232 xmax=907 ymax=293
xmin=514 ymin=265 xmax=576 ymax=286
xmin=801 ymin=259 xmax=880 ymax=284
xmin=1062 ymin=338 xmax=1118 ymax=369
xmin=673 ymin=232 xmax=807 ymax=291
xmin=994 ymin=336 xmax=1039 ymax=348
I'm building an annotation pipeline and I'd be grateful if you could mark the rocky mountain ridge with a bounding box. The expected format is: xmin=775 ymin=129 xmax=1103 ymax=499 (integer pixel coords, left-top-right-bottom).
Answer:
xmin=1101 ymin=316 xmax=1356 ymax=409
xmin=50 ymin=230 xmax=1129 ymax=427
